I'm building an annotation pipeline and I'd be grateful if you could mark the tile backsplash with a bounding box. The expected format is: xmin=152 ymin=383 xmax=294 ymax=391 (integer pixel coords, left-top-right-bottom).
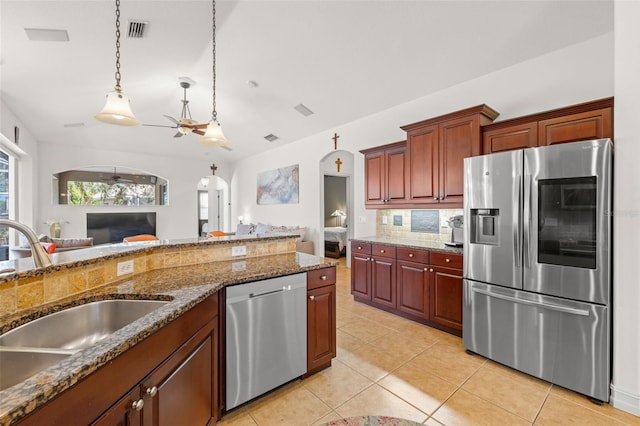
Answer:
xmin=376 ymin=208 xmax=463 ymax=242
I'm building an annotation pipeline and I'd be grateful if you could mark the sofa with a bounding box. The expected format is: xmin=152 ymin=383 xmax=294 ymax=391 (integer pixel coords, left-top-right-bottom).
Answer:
xmin=235 ymin=223 xmax=314 ymax=255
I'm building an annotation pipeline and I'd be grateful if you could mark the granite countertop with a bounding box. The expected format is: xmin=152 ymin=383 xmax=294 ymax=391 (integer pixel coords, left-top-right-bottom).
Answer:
xmin=0 ymin=251 xmax=336 ymax=425
xmin=350 ymin=236 xmax=463 ymax=255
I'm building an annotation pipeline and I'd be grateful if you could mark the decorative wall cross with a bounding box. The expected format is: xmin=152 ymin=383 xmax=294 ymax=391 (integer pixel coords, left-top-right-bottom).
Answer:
xmin=210 ymin=163 xmax=218 ymax=175
xmin=332 ymin=132 xmax=340 ymax=150
xmin=335 ymin=157 xmax=343 ymax=172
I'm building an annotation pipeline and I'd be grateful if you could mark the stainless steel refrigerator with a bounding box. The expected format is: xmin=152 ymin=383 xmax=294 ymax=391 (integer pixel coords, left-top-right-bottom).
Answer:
xmin=463 ymin=139 xmax=612 ymax=402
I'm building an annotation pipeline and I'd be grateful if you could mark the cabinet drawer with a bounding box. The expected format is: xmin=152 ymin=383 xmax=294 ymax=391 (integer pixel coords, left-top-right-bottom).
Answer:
xmin=430 ymin=252 xmax=462 ymax=269
xmin=372 ymin=244 xmax=396 ymax=259
xmin=396 ymin=247 xmax=429 ymax=264
xmin=351 ymin=242 xmax=372 ymax=255
xmin=307 ymin=267 xmax=337 ymax=290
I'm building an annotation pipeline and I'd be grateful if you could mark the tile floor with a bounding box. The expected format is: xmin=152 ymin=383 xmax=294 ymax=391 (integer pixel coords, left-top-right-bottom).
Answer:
xmin=218 ymin=258 xmax=639 ymax=426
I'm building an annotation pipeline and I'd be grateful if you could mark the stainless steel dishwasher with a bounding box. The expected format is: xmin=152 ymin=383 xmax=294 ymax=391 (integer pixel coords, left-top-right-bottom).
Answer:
xmin=225 ymin=273 xmax=307 ymax=410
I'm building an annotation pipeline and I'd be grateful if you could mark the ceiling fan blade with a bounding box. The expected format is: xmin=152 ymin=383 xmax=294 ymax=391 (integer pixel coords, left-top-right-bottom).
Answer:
xmin=163 ymin=115 xmax=180 ymax=125
xmin=174 ymin=132 xmax=184 ymax=138
xmin=192 ymin=129 xmax=205 ymax=136
xmin=193 ymin=123 xmax=209 ymax=129
xmin=221 ymin=145 xmax=232 ymax=151
xmin=142 ymin=123 xmax=178 ymax=128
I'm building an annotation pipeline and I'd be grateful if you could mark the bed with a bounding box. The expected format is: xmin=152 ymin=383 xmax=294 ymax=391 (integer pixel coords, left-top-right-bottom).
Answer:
xmin=324 ymin=226 xmax=348 ymax=258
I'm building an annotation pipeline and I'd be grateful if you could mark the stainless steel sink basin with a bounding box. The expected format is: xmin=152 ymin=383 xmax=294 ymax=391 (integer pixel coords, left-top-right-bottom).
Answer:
xmin=0 ymin=299 xmax=168 ymax=351
xmin=0 ymin=348 xmax=72 ymax=391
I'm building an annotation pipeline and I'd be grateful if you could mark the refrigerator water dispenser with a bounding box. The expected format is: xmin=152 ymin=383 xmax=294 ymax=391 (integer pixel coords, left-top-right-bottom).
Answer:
xmin=470 ymin=209 xmax=500 ymax=245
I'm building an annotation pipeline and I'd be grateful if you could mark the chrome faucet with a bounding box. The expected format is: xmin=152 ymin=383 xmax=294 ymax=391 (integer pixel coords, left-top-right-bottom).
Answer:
xmin=0 ymin=219 xmax=53 ymax=268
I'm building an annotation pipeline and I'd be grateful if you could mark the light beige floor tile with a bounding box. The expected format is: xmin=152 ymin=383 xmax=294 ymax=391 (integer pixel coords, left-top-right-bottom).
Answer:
xmin=336 ymin=328 xmax=366 ymax=358
xmin=339 ymin=344 xmax=410 ymax=382
xmin=338 ymin=316 xmax=395 ymax=343
xmin=535 ymin=393 xmax=631 ymax=425
xmin=548 ymin=385 xmax=640 ymax=425
xmin=303 ymin=359 xmax=374 ymax=408
xmin=369 ymin=330 xmax=431 ymax=359
xmin=378 ymin=362 xmax=457 ymax=415
xmin=462 ymin=363 xmax=550 ymax=422
xmin=335 ymin=384 xmax=429 ymax=424
xmin=248 ymin=384 xmax=332 ymax=426
xmin=408 ymin=342 xmax=484 ymax=386
xmin=431 ymin=388 xmax=531 ymax=426
xmin=424 ymin=417 xmax=444 ymax=426
xmin=311 ymin=410 xmax=346 ymax=426
xmin=336 ymin=307 xmax=364 ymax=328
xmin=217 ymin=407 xmax=258 ymax=426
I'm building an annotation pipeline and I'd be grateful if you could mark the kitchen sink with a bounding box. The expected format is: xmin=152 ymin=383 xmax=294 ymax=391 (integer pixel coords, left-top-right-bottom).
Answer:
xmin=0 ymin=299 xmax=169 ymax=351
xmin=0 ymin=348 xmax=72 ymax=391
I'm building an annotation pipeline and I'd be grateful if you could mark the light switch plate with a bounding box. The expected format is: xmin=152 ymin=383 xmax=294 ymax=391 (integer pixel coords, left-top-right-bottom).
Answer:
xmin=117 ymin=260 xmax=134 ymax=276
xmin=382 ymin=216 xmax=388 ymax=225
xmin=232 ymin=246 xmax=247 ymax=256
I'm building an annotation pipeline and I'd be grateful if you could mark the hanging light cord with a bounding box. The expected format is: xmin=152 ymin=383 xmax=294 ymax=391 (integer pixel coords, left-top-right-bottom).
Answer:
xmin=211 ymin=0 xmax=218 ymax=123
xmin=114 ymin=0 xmax=123 ymax=92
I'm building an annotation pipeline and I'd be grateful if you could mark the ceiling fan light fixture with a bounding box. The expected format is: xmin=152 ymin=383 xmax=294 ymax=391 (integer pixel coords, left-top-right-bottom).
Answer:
xmin=94 ymin=88 xmax=138 ymax=126
xmin=200 ymin=120 xmax=230 ymax=147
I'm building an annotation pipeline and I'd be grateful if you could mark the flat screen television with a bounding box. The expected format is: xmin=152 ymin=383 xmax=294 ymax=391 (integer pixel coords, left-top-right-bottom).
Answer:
xmin=87 ymin=212 xmax=157 ymax=245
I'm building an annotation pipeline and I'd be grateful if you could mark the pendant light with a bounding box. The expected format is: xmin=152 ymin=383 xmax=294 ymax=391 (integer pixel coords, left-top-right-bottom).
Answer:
xmin=200 ymin=0 xmax=231 ymax=147
xmin=95 ymin=0 xmax=139 ymax=126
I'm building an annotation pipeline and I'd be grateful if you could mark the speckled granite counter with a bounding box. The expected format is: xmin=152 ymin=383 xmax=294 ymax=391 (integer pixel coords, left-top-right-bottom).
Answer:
xmin=350 ymin=236 xmax=463 ymax=255
xmin=0 ymin=251 xmax=335 ymax=425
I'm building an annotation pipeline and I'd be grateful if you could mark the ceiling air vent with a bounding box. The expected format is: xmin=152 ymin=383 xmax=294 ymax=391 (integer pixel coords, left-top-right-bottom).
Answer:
xmin=294 ymin=104 xmax=314 ymax=117
xmin=264 ymin=134 xmax=279 ymax=142
xmin=128 ymin=21 xmax=148 ymax=38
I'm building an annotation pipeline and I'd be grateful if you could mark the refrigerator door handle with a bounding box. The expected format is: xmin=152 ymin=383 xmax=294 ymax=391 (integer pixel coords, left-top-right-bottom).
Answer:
xmin=471 ymin=287 xmax=590 ymax=316
xmin=514 ymin=174 xmax=523 ymax=268
xmin=523 ymin=174 xmax=532 ymax=269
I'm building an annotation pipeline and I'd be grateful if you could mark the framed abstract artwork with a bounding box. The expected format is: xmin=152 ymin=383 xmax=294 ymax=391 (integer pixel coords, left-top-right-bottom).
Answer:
xmin=257 ymin=164 xmax=299 ymax=204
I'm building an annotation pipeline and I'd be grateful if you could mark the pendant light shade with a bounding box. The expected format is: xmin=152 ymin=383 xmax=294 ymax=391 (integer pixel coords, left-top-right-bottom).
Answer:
xmin=200 ymin=119 xmax=230 ymax=147
xmin=95 ymin=88 xmax=138 ymax=126
xmin=200 ymin=0 xmax=230 ymax=147
xmin=95 ymin=0 xmax=138 ymax=126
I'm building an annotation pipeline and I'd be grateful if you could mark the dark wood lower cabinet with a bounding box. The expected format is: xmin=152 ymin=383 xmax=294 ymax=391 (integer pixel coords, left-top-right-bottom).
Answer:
xmin=306 ymin=268 xmax=337 ymax=376
xmin=371 ymin=256 xmax=396 ymax=309
xmin=92 ymin=387 xmax=142 ymax=426
xmin=350 ymin=254 xmax=371 ymax=300
xmin=396 ymin=260 xmax=429 ymax=320
xmin=430 ymin=266 xmax=463 ymax=331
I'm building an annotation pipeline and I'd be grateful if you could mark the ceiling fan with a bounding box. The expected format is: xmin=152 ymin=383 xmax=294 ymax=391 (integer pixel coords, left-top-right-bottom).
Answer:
xmin=99 ymin=167 xmax=135 ymax=184
xmin=143 ymin=80 xmax=209 ymax=138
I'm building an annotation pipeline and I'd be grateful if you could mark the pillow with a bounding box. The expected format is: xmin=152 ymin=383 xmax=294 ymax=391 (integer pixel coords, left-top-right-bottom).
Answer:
xmin=236 ymin=223 xmax=254 ymax=236
xmin=286 ymin=226 xmax=306 ymax=242
xmin=52 ymin=238 xmax=94 ymax=248
xmin=255 ymin=223 xmax=273 ymax=235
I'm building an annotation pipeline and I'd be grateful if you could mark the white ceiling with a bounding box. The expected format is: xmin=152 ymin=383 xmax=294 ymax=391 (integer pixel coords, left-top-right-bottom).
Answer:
xmin=0 ymin=0 xmax=613 ymax=163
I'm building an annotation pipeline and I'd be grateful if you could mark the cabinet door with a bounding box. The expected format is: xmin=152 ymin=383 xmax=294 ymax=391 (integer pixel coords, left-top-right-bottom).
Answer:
xmin=371 ymin=256 xmax=396 ymax=309
xmin=483 ymin=122 xmax=538 ymax=154
xmin=364 ymin=151 xmax=385 ymax=205
xmin=142 ymin=322 xmax=216 ymax=426
xmin=385 ymin=146 xmax=408 ymax=204
xmin=91 ymin=387 xmax=142 ymax=426
xmin=429 ymin=267 xmax=463 ymax=331
xmin=406 ymin=125 xmax=438 ymax=204
xmin=538 ymin=107 xmax=612 ymax=146
xmin=351 ymin=254 xmax=371 ymax=300
xmin=396 ymin=260 xmax=429 ymax=320
xmin=439 ymin=115 xmax=481 ymax=204
xmin=307 ymin=284 xmax=337 ymax=372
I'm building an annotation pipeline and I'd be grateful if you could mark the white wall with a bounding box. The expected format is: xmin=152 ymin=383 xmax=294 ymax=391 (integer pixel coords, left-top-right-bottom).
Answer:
xmin=35 ymin=143 xmax=231 ymax=240
xmin=611 ymin=0 xmax=640 ymax=416
xmin=232 ymin=33 xmax=613 ymax=246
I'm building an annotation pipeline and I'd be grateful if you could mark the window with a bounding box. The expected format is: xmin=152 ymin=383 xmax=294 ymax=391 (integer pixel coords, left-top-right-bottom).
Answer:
xmin=0 ymin=150 xmax=9 ymax=260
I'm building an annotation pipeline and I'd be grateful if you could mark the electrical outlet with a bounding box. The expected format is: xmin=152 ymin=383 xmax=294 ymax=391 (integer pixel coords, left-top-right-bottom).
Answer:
xmin=382 ymin=216 xmax=388 ymax=225
xmin=232 ymin=245 xmax=247 ymax=256
xmin=359 ymin=216 xmax=367 ymax=224
xmin=117 ymin=260 xmax=134 ymax=276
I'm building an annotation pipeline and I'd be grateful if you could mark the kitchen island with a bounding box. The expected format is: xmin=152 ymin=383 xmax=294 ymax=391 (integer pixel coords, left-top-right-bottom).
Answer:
xmin=0 ymin=234 xmax=336 ymax=425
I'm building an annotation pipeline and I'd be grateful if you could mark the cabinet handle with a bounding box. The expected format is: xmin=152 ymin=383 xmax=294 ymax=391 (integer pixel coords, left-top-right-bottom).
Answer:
xmin=433 ymin=196 xmax=438 ymax=201
xmin=408 ymin=253 xmax=414 ymax=258
xmin=445 ymin=258 xmax=451 ymax=263
xmin=309 ymin=295 xmax=315 ymax=301
xmin=357 ymin=246 xmax=362 ymax=250
xmin=423 ymin=267 xmax=428 ymax=271
xmin=429 ymin=268 xmax=434 ymax=272
xmin=132 ymin=399 xmax=144 ymax=411
xmin=380 ymin=249 xmax=385 ymax=253
xmin=320 ymin=275 xmax=327 ymax=280
xmin=146 ymin=386 xmax=158 ymax=397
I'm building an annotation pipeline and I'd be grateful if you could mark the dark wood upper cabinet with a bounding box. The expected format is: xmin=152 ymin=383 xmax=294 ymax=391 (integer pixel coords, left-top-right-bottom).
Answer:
xmin=482 ymin=97 xmax=613 ymax=154
xmin=361 ymin=141 xmax=407 ymax=208
xmin=401 ymin=105 xmax=499 ymax=208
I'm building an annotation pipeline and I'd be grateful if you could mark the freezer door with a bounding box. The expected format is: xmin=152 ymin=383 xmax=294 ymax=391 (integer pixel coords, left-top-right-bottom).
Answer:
xmin=464 ymin=150 xmax=522 ymax=289
xmin=524 ymin=139 xmax=612 ymax=304
xmin=463 ymin=280 xmax=610 ymax=402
